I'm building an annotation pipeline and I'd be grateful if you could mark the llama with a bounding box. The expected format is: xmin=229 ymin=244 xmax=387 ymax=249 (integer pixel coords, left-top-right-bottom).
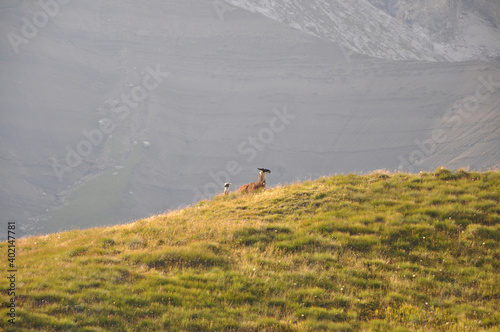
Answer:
xmin=224 ymin=182 xmax=231 ymax=195
xmin=238 ymin=168 xmax=271 ymax=193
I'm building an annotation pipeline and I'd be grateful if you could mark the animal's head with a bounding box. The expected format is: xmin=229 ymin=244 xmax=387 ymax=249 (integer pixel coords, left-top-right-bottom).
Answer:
xmin=258 ymin=168 xmax=271 ymax=174
xmin=224 ymin=182 xmax=231 ymax=188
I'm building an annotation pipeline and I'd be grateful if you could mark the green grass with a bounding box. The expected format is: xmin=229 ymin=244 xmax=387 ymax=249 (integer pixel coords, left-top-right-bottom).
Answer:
xmin=1 ymin=168 xmax=499 ymax=331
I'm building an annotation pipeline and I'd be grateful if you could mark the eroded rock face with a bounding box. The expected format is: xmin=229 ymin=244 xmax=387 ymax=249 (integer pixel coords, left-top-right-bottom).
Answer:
xmin=462 ymin=0 xmax=500 ymax=28
xmin=366 ymin=0 xmax=500 ymax=59
xmin=368 ymin=0 xmax=499 ymax=38
xmin=368 ymin=0 xmax=459 ymax=42
xmin=228 ymin=0 xmax=500 ymax=61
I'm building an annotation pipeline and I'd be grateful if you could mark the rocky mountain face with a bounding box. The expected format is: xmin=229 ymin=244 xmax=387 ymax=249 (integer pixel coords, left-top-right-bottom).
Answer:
xmin=0 ymin=0 xmax=499 ymax=237
xmin=368 ymin=0 xmax=500 ymax=59
xmin=463 ymin=0 xmax=500 ymax=28
xmin=368 ymin=0 xmax=461 ymax=42
xmin=370 ymin=0 xmax=500 ymax=30
xmin=226 ymin=0 xmax=500 ymax=61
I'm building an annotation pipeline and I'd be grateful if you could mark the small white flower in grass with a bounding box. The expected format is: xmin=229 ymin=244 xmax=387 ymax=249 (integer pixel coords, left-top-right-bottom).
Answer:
xmin=413 ymin=274 xmax=416 ymax=278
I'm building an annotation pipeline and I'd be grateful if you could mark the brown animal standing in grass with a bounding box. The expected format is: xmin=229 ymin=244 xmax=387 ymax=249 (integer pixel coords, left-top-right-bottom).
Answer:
xmin=238 ymin=168 xmax=271 ymax=193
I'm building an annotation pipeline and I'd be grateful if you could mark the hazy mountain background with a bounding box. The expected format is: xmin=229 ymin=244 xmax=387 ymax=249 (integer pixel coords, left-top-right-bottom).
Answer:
xmin=0 ymin=0 xmax=499 ymax=237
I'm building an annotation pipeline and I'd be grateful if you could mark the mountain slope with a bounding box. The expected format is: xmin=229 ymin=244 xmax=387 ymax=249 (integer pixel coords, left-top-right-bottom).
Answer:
xmin=224 ymin=0 xmax=448 ymax=61
xmin=225 ymin=0 xmax=500 ymax=61
xmin=1 ymin=0 xmax=499 ymax=238
xmin=1 ymin=169 xmax=499 ymax=331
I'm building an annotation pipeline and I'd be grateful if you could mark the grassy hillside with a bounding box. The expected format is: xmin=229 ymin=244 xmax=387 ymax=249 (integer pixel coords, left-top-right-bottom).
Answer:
xmin=1 ymin=168 xmax=499 ymax=331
